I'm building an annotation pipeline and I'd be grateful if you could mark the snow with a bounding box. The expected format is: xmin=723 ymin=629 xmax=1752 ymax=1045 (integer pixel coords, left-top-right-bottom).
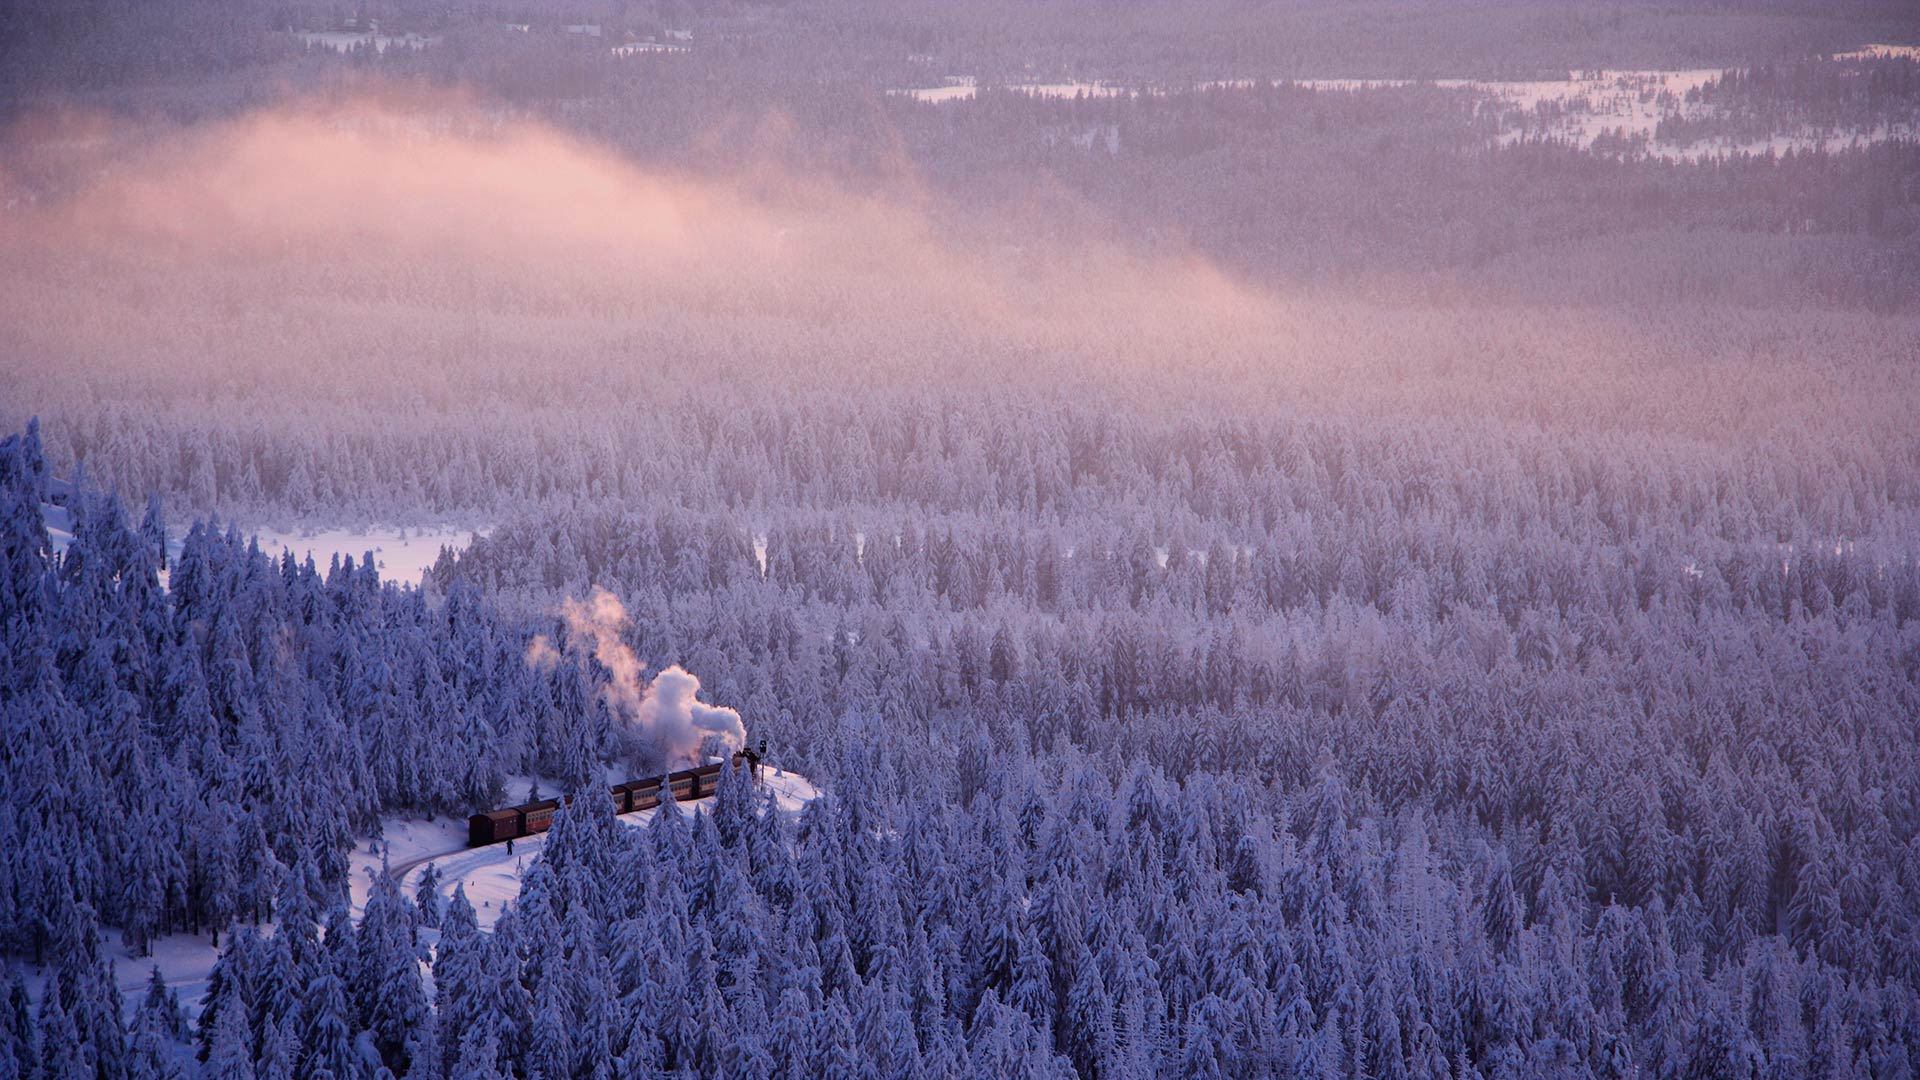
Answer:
xmin=42 ymin=501 xmax=185 ymax=588
xmin=1286 ymin=78 xmax=1418 ymax=93
xmin=1437 ymin=69 xmax=1724 ymax=150
xmin=899 ymin=58 xmax=1920 ymax=159
xmin=897 ymin=78 xmax=1132 ymax=104
xmin=1437 ymin=68 xmax=1917 ymax=160
xmin=901 ymin=77 xmax=977 ymax=104
xmin=40 ymin=502 xmax=481 ymax=588
xmin=613 ymin=42 xmax=689 ymax=56
xmin=12 ymin=765 xmax=817 ymax=1014
xmin=375 ymin=766 xmax=821 ymax=931
xmin=242 ymin=523 xmax=490 ymax=585
xmin=41 ymin=502 xmax=73 ymax=555
xmin=11 ymin=927 xmax=229 ymax=1018
xmin=293 ymin=30 xmax=438 ymax=53
xmin=1834 ymin=44 xmax=1920 ymax=62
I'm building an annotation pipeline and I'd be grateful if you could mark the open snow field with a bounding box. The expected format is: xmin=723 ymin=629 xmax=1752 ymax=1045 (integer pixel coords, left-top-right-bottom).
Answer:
xmin=241 ymin=523 xmax=489 ymax=585
xmin=41 ymin=502 xmax=483 ymax=588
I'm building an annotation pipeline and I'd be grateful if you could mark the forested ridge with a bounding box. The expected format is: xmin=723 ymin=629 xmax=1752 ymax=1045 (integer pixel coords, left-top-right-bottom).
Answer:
xmin=5 ymin=3 xmax=1920 ymax=317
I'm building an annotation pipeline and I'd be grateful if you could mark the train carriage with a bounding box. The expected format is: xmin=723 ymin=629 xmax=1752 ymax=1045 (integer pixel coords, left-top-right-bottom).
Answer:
xmin=468 ymin=808 xmax=523 ymax=847
xmin=466 ymin=751 xmax=759 ymax=848
xmin=520 ymin=797 xmax=562 ymax=834
xmin=621 ymin=780 xmax=663 ymax=813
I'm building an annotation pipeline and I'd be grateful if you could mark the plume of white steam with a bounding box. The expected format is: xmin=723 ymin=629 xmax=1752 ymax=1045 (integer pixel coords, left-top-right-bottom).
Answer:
xmin=524 ymin=634 xmax=561 ymax=671
xmin=561 ymin=588 xmax=648 ymax=721
xmin=526 ymin=587 xmax=745 ymax=763
xmin=636 ymin=664 xmax=747 ymax=762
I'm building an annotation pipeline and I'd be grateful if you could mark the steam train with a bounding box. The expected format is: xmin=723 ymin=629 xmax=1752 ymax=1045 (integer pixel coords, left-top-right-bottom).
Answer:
xmin=466 ymin=745 xmax=763 ymax=848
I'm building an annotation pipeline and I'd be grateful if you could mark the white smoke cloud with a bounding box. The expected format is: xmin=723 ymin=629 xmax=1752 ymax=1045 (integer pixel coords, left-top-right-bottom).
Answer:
xmin=637 ymin=664 xmax=747 ymax=762
xmin=532 ymin=586 xmax=746 ymax=764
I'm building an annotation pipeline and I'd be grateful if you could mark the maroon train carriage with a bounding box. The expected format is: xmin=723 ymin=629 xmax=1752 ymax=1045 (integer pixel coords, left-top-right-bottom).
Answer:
xmin=620 ymin=779 xmax=664 ymax=813
xmin=667 ymin=766 xmax=707 ymax=801
xmin=466 ymin=753 xmax=759 ymax=849
xmin=467 ymin=808 xmax=523 ymax=847
xmin=521 ymin=798 xmax=561 ymax=835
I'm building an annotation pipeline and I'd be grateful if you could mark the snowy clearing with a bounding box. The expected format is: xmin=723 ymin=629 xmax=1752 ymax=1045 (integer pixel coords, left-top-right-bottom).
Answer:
xmin=898 ymin=56 xmax=1920 ymax=159
xmin=243 ymin=523 xmax=491 ymax=584
xmin=42 ymin=502 xmax=481 ymax=588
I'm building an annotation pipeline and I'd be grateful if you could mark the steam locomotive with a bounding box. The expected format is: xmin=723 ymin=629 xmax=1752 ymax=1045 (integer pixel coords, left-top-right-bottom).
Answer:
xmin=466 ymin=744 xmax=763 ymax=848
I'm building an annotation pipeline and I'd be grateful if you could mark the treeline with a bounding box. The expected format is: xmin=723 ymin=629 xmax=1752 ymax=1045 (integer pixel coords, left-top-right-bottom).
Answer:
xmin=1671 ymin=55 xmax=1920 ymax=139
xmin=26 ymin=367 xmax=1920 ymax=528
xmin=6 ymin=2 xmax=1919 ymax=312
xmin=10 ymin=0 xmax=1915 ymax=102
xmin=370 ymin=38 xmax=1920 ymax=301
xmin=883 ymin=85 xmax=1920 ymax=299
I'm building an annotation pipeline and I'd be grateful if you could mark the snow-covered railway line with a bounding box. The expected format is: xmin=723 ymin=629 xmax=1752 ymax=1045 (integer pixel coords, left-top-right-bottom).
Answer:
xmin=384 ymin=766 xmax=820 ymax=930
xmin=13 ymin=769 xmax=818 ymax=1010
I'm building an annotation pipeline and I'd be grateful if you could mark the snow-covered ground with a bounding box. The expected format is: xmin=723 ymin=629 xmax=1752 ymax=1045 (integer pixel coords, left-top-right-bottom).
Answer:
xmin=612 ymin=42 xmax=689 ymax=56
xmin=1437 ymin=68 xmax=1723 ymax=151
xmin=363 ymin=766 xmax=821 ymax=930
xmin=41 ymin=502 xmax=73 ymax=554
xmin=897 ymin=48 xmax=1920 ymax=159
xmin=1835 ymin=44 xmax=1920 ymax=62
xmin=1434 ymin=67 xmax=1919 ymax=159
xmin=243 ymin=523 xmax=490 ymax=585
xmin=293 ymin=30 xmax=439 ymax=53
xmin=900 ymin=77 xmax=1131 ymax=104
xmin=11 ymin=766 xmax=818 ymax=1011
xmin=41 ymin=500 xmax=483 ymax=588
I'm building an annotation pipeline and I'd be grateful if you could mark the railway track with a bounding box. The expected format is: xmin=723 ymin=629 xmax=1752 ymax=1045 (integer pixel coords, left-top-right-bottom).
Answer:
xmin=383 ymin=767 xmax=817 ymax=888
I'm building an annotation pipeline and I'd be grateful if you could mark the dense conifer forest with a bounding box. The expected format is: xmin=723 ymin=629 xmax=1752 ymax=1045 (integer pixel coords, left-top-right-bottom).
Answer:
xmin=3 ymin=1 xmax=1919 ymax=1078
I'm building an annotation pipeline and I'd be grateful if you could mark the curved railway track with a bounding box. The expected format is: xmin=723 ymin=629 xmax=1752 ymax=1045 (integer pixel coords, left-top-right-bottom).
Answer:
xmin=383 ymin=767 xmax=818 ymax=888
